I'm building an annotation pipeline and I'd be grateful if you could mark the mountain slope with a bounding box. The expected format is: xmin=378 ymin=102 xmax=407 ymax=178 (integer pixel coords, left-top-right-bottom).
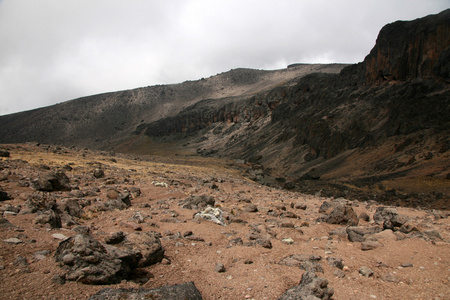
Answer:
xmin=0 ymin=64 xmax=344 ymax=148
xmin=132 ymin=9 xmax=450 ymax=208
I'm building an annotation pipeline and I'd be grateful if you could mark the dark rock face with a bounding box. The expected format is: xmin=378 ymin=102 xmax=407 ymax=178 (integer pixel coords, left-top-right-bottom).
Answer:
xmin=362 ymin=9 xmax=450 ymax=83
xmin=89 ymin=282 xmax=203 ymax=300
xmin=278 ymin=271 xmax=334 ymax=300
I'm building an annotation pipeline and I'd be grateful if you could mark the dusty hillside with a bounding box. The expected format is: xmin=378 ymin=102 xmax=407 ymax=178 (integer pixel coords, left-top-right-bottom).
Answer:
xmin=0 ymin=64 xmax=344 ymax=149
xmin=0 ymin=144 xmax=449 ymax=299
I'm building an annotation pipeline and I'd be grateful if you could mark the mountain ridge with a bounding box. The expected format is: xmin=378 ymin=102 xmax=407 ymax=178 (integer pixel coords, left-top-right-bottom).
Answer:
xmin=0 ymin=64 xmax=346 ymax=148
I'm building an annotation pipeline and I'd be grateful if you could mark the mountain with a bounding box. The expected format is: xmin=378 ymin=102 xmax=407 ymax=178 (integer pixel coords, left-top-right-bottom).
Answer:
xmin=0 ymin=64 xmax=344 ymax=149
xmin=132 ymin=9 xmax=450 ymax=208
xmin=1 ymin=9 xmax=449 ymax=208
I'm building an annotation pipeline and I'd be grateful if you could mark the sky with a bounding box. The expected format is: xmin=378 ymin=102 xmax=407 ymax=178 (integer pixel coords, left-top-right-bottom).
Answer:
xmin=0 ymin=0 xmax=448 ymax=116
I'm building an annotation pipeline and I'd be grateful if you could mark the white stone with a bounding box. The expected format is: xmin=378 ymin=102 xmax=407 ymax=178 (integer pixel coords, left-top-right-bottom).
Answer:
xmin=52 ymin=233 xmax=69 ymax=240
xmin=3 ymin=238 xmax=23 ymax=244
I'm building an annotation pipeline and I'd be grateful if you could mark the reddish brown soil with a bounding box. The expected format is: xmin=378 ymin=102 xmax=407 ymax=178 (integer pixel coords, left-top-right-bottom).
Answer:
xmin=0 ymin=144 xmax=449 ymax=299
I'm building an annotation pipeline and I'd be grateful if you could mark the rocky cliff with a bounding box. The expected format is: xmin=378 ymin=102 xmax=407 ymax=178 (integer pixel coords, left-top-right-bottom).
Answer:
xmin=132 ymin=10 xmax=450 ymax=208
xmin=358 ymin=9 xmax=450 ymax=83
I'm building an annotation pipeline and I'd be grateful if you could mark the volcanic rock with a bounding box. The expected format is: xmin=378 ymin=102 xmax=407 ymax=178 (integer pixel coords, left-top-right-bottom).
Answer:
xmin=32 ymin=171 xmax=71 ymax=192
xmin=55 ymin=234 xmax=141 ymax=284
xmin=89 ymin=282 xmax=203 ymax=300
xmin=346 ymin=226 xmax=383 ymax=242
xmin=181 ymin=195 xmax=216 ymax=210
xmin=122 ymin=232 xmax=164 ymax=267
xmin=318 ymin=203 xmax=359 ymax=226
xmin=278 ymin=271 xmax=334 ymax=300
xmin=34 ymin=209 xmax=62 ymax=228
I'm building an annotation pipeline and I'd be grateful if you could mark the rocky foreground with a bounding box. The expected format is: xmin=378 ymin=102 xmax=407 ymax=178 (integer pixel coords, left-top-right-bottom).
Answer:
xmin=0 ymin=144 xmax=449 ymax=299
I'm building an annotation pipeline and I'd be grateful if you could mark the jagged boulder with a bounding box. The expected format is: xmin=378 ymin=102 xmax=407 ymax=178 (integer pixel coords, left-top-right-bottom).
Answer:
xmin=89 ymin=282 xmax=203 ymax=300
xmin=0 ymin=216 xmax=15 ymax=228
xmin=34 ymin=209 xmax=62 ymax=228
xmin=32 ymin=171 xmax=71 ymax=192
xmin=279 ymin=254 xmax=323 ymax=273
xmin=122 ymin=232 xmax=164 ymax=267
xmin=58 ymin=198 xmax=84 ymax=218
xmin=318 ymin=202 xmax=358 ymax=226
xmin=373 ymin=206 xmax=408 ymax=230
xmin=346 ymin=226 xmax=383 ymax=242
xmin=180 ymin=195 xmax=215 ymax=210
xmin=278 ymin=271 xmax=334 ymax=300
xmin=55 ymin=234 xmax=141 ymax=285
xmin=101 ymin=191 xmax=132 ymax=211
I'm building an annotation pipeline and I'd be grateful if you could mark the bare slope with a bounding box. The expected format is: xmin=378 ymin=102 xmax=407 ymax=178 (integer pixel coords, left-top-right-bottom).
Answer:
xmin=0 ymin=64 xmax=344 ymax=149
xmin=0 ymin=144 xmax=448 ymax=299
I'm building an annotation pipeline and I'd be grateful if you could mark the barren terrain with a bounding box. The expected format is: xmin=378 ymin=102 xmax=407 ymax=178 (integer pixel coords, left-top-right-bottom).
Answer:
xmin=0 ymin=144 xmax=449 ymax=299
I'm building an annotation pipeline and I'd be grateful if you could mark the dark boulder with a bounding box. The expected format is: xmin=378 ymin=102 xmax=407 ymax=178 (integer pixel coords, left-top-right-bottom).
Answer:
xmin=55 ymin=234 xmax=141 ymax=285
xmin=122 ymin=232 xmax=164 ymax=267
xmin=89 ymin=282 xmax=203 ymax=300
xmin=0 ymin=149 xmax=10 ymax=157
xmin=0 ymin=188 xmax=10 ymax=201
xmin=180 ymin=195 xmax=215 ymax=210
xmin=318 ymin=203 xmax=359 ymax=226
xmin=279 ymin=254 xmax=323 ymax=272
xmin=346 ymin=226 xmax=383 ymax=242
xmin=373 ymin=206 xmax=409 ymax=230
xmin=0 ymin=216 xmax=15 ymax=228
xmin=102 ymin=191 xmax=132 ymax=211
xmin=105 ymin=231 xmax=125 ymax=244
xmin=278 ymin=271 xmax=334 ymax=300
xmin=34 ymin=209 xmax=62 ymax=228
xmin=93 ymin=169 xmax=105 ymax=179
xmin=33 ymin=171 xmax=71 ymax=192
xmin=58 ymin=198 xmax=83 ymax=218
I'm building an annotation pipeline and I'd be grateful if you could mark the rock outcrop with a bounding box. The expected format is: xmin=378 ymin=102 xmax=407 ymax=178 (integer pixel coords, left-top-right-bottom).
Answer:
xmin=362 ymin=9 xmax=450 ymax=83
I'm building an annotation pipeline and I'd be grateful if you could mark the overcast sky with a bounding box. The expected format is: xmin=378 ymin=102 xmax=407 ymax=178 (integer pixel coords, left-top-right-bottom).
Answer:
xmin=0 ymin=0 xmax=448 ymax=115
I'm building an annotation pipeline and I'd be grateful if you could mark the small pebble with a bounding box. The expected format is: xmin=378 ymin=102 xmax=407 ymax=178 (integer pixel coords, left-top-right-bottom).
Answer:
xmin=215 ymin=263 xmax=226 ymax=273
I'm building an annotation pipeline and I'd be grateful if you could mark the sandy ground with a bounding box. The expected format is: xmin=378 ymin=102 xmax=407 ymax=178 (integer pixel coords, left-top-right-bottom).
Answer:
xmin=0 ymin=144 xmax=449 ymax=299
